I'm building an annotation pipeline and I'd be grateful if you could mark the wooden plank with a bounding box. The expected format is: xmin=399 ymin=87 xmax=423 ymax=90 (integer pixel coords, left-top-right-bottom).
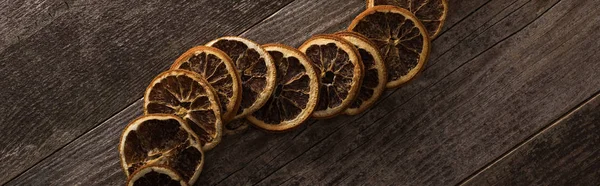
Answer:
xmin=1 ymin=0 xmax=70 ymax=53
xmin=5 ymin=0 xmax=493 ymax=185
xmin=241 ymin=0 xmax=364 ymax=47
xmin=7 ymin=101 xmax=143 ymax=185
xmin=0 ymin=0 xmax=294 ymax=184
xmin=461 ymin=92 xmax=600 ymax=185
xmin=0 ymin=0 xmax=142 ymax=54
xmin=262 ymin=0 xmax=600 ymax=185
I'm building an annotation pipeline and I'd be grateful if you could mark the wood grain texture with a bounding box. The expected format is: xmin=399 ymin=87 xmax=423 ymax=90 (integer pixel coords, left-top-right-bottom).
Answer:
xmin=8 ymin=0 xmax=600 ymax=185
xmin=1 ymin=0 xmax=71 ymax=53
xmin=7 ymin=101 xmax=143 ymax=186
xmin=281 ymin=0 xmax=600 ymax=184
xmin=6 ymin=0 xmax=489 ymax=185
xmin=218 ymin=0 xmax=600 ymax=185
xmin=0 ymin=0 xmax=294 ymax=184
xmin=285 ymin=0 xmax=599 ymax=184
xmin=241 ymin=0 xmax=365 ymax=47
xmin=463 ymin=92 xmax=600 ymax=186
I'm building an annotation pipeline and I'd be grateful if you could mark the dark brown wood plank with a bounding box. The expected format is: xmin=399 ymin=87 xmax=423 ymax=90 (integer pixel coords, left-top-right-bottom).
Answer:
xmin=461 ymin=91 xmax=600 ymax=185
xmin=5 ymin=0 xmax=492 ymax=185
xmin=264 ymin=0 xmax=600 ymax=185
xmin=0 ymin=0 xmax=294 ymax=184
xmin=8 ymin=102 xmax=143 ymax=185
xmin=1 ymin=0 xmax=70 ymax=53
xmin=0 ymin=0 xmax=138 ymax=53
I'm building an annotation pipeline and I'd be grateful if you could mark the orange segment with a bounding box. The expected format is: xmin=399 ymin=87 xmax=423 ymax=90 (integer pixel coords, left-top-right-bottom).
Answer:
xmin=299 ymin=34 xmax=364 ymax=119
xmin=171 ymin=46 xmax=242 ymax=123
xmin=223 ymin=119 xmax=251 ymax=135
xmin=367 ymin=0 xmax=448 ymax=39
xmin=247 ymin=44 xmax=320 ymax=131
xmin=349 ymin=6 xmax=431 ymax=88
xmin=143 ymin=70 xmax=222 ymax=151
xmin=119 ymin=114 xmax=203 ymax=185
xmin=127 ymin=165 xmax=189 ymax=186
xmin=335 ymin=31 xmax=387 ymax=115
xmin=206 ymin=37 xmax=277 ymax=121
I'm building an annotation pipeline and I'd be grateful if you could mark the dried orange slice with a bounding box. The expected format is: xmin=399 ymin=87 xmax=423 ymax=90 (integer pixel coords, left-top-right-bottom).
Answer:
xmin=299 ymin=35 xmax=364 ymax=119
xmin=335 ymin=31 xmax=387 ymax=115
xmin=171 ymin=46 xmax=242 ymax=123
xmin=223 ymin=119 xmax=251 ymax=135
xmin=120 ymin=114 xmax=203 ymax=185
xmin=143 ymin=70 xmax=222 ymax=151
xmin=367 ymin=0 xmax=448 ymax=39
xmin=127 ymin=165 xmax=189 ymax=186
xmin=247 ymin=44 xmax=320 ymax=131
xmin=349 ymin=6 xmax=431 ymax=88
xmin=206 ymin=37 xmax=277 ymax=121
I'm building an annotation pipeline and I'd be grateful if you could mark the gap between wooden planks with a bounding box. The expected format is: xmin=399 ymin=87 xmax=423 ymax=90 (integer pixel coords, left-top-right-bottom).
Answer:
xmin=461 ymin=89 xmax=600 ymax=185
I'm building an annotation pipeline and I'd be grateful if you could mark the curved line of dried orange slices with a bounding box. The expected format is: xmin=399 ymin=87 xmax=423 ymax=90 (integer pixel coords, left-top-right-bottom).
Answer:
xmin=118 ymin=1 xmax=447 ymax=185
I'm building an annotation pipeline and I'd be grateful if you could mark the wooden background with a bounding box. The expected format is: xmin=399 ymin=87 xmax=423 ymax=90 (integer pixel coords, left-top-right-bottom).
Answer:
xmin=1 ymin=0 xmax=599 ymax=185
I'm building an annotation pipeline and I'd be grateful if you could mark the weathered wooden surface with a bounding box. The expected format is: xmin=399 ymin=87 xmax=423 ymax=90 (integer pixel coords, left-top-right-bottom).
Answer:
xmin=4 ymin=0 xmax=600 ymax=185
xmin=0 ymin=0 xmax=294 ymax=184
xmin=462 ymin=92 xmax=600 ymax=185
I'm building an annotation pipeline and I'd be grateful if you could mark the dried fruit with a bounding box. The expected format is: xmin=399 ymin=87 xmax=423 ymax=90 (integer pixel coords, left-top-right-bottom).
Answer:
xmin=206 ymin=37 xmax=277 ymax=122
xmin=119 ymin=114 xmax=203 ymax=185
xmin=335 ymin=31 xmax=387 ymax=115
xmin=143 ymin=70 xmax=222 ymax=151
xmin=223 ymin=119 xmax=251 ymax=135
xmin=171 ymin=46 xmax=242 ymax=123
xmin=367 ymin=0 xmax=448 ymax=39
xmin=116 ymin=1 xmax=453 ymax=184
xmin=247 ymin=44 xmax=320 ymax=131
xmin=126 ymin=165 xmax=189 ymax=186
xmin=299 ymin=34 xmax=364 ymax=119
xmin=349 ymin=6 xmax=431 ymax=88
